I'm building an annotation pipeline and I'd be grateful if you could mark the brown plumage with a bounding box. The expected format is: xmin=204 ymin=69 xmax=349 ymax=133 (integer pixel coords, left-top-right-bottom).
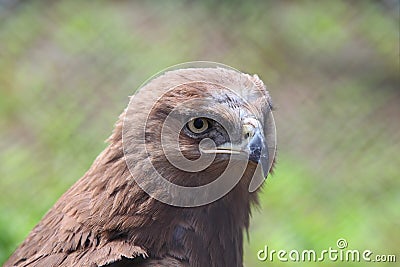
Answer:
xmin=5 ymin=67 xmax=276 ymax=267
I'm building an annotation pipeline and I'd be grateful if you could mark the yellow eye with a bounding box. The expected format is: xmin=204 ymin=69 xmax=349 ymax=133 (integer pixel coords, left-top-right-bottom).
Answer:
xmin=187 ymin=118 xmax=209 ymax=134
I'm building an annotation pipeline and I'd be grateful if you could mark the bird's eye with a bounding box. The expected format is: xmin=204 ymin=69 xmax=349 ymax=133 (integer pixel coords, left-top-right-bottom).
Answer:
xmin=187 ymin=118 xmax=209 ymax=134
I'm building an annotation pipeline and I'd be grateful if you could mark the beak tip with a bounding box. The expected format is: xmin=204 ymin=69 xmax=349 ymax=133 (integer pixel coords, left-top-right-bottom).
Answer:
xmin=248 ymin=131 xmax=270 ymax=180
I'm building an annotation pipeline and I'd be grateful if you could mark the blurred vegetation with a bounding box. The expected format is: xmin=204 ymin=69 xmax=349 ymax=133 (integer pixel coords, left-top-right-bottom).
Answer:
xmin=0 ymin=0 xmax=399 ymax=266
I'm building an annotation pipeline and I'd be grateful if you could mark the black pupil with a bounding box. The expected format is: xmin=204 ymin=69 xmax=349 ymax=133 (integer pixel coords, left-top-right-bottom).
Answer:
xmin=193 ymin=118 xmax=204 ymax=129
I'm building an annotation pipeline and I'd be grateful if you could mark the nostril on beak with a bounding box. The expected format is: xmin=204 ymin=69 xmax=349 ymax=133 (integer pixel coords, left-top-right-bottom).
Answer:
xmin=243 ymin=124 xmax=255 ymax=140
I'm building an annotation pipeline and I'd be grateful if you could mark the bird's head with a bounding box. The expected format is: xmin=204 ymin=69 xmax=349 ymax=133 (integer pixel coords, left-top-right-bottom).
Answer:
xmin=118 ymin=64 xmax=276 ymax=207
xmin=4 ymin=64 xmax=276 ymax=267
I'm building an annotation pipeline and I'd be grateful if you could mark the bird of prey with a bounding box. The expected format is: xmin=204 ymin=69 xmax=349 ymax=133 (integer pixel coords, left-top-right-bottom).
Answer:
xmin=5 ymin=64 xmax=276 ymax=267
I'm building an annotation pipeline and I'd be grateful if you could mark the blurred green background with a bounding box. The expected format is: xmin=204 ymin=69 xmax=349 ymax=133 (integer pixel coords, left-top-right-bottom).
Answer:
xmin=0 ymin=0 xmax=399 ymax=266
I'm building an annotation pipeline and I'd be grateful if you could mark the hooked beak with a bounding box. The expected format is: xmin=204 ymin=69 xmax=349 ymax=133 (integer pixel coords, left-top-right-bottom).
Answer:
xmin=247 ymin=130 xmax=269 ymax=178
xmin=200 ymin=118 xmax=269 ymax=178
xmin=241 ymin=117 xmax=269 ymax=177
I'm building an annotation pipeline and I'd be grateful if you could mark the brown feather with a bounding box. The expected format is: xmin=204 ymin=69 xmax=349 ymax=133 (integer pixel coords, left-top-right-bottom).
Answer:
xmin=5 ymin=67 xmax=274 ymax=267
